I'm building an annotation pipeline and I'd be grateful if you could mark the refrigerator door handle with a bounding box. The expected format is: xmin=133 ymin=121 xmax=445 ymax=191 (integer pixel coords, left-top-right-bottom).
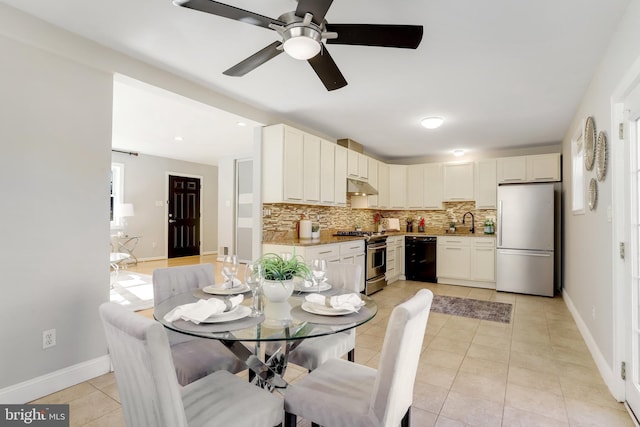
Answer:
xmin=498 ymin=200 xmax=503 ymax=247
xmin=498 ymin=249 xmax=552 ymax=257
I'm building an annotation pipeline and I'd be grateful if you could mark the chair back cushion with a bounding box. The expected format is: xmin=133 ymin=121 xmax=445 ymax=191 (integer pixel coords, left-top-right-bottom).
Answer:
xmin=370 ymin=289 xmax=433 ymax=426
xmin=325 ymin=263 xmax=362 ymax=293
xmin=99 ymin=302 xmax=187 ymax=427
xmin=152 ymin=264 xmax=215 ymax=307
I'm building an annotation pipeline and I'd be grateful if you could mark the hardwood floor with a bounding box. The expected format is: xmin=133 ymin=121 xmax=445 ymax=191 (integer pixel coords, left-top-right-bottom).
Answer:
xmin=31 ymin=255 xmax=635 ymax=426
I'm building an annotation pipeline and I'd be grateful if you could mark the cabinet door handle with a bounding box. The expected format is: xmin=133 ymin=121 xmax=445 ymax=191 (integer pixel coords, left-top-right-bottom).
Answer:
xmin=318 ymin=250 xmax=333 ymax=255
xmin=445 ymin=247 xmax=462 ymax=250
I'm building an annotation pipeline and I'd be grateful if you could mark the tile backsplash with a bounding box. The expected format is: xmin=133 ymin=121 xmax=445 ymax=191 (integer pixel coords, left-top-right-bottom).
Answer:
xmin=262 ymin=201 xmax=496 ymax=237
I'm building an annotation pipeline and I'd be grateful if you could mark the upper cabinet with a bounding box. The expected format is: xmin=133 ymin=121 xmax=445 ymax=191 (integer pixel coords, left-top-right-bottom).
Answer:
xmin=368 ymin=157 xmax=379 ymax=207
xmin=347 ymin=150 xmax=368 ymax=181
xmin=423 ymin=163 xmax=443 ymax=209
xmin=443 ymin=162 xmax=475 ymax=201
xmin=377 ymin=162 xmax=390 ymax=208
xmin=497 ymin=153 xmax=561 ymax=183
xmin=406 ymin=165 xmax=424 ymax=209
xmin=263 ymin=124 xmax=344 ymax=206
xmin=389 ymin=165 xmax=408 ymax=209
xmin=475 ymin=159 xmax=497 ymax=209
xmin=334 ymin=145 xmax=348 ymax=206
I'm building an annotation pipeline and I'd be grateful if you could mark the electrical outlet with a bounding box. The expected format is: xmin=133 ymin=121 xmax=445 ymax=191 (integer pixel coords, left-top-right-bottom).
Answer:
xmin=152 ymin=242 xmax=157 ymax=248
xmin=43 ymin=329 xmax=56 ymax=349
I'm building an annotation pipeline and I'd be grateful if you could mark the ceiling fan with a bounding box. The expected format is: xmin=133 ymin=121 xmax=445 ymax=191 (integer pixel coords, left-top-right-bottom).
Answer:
xmin=173 ymin=0 xmax=423 ymax=91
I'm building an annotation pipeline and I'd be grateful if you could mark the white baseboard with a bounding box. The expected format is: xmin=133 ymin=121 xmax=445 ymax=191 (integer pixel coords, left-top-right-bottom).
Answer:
xmin=0 ymin=355 xmax=112 ymax=404
xmin=562 ymin=290 xmax=620 ymax=400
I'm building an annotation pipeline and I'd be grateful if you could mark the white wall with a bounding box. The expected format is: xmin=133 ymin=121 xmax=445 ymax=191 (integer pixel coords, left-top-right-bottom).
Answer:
xmin=111 ymin=152 xmax=218 ymax=258
xmin=561 ymin=0 xmax=640 ymax=394
xmin=0 ymin=33 xmax=112 ymax=391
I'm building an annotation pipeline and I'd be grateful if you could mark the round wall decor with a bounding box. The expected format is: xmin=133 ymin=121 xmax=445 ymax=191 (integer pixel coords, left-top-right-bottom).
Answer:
xmin=596 ymin=131 xmax=607 ymax=181
xmin=588 ymin=178 xmax=598 ymax=211
xmin=584 ymin=116 xmax=596 ymax=171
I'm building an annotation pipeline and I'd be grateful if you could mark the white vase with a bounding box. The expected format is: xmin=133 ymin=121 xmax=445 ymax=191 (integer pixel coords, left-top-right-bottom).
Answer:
xmin=262 ymin=279 xmax=294 ymax=302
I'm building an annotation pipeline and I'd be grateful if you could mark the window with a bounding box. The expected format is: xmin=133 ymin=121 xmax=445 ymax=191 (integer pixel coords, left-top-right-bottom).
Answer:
xmin=111 ymin=163 xmax=124 ymax=228
xmin=571 ymin=124 xmax=585 ymax=214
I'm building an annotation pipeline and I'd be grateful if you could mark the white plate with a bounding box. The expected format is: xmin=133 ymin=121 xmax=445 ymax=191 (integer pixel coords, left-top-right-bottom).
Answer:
xmin=294 ymin=281 xmax=332 ymax=293
xmin=202 ymin=282 xmax=250 ymax=295
xmin=199 ymin=305 xmax=251 ymax=323
xmin=301 ymin=301 xmax=355 ymax=316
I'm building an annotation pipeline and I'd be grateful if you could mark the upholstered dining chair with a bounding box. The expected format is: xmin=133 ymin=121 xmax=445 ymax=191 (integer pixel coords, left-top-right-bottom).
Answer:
xmin=285 ymin=262 xmax=362 ymax=371
xmin=283 ymin=289 xmax=433 ymax=427
xmin=152 ymin=264 xmax=247 ymax=386
xmin=99 ymin=302 xmax=283 ymax=427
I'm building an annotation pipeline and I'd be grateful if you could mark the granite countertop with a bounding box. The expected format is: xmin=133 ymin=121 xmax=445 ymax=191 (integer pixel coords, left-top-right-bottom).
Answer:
xmin=262 ymin=228 xmax=495 ymax=246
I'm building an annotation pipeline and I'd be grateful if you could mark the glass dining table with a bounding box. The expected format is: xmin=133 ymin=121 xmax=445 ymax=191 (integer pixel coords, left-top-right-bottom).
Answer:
xmin=154 ymin=286 xmax=378 ymax=391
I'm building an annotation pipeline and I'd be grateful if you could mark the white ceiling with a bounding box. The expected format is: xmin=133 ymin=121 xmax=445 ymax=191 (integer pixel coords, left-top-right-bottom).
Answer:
xmin=3 ymin=0 xmax=631 ymax=164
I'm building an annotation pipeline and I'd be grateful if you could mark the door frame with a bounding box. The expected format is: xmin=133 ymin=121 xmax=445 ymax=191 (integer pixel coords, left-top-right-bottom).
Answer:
xmin=165 ymin=171 xmax=204 ymax=259
xmin=613 ymin=55 xmax=640 ymax=405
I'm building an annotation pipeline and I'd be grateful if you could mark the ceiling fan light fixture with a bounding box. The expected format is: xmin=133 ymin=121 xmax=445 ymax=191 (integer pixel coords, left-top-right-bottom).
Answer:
xmin=283 ymin=26 xmax=322 ymax=60
xmin=421 ymin=117 xmax=444 ymax=129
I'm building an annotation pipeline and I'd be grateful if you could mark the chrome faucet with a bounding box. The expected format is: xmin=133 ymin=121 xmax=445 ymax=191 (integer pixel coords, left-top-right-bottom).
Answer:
xmin=462 ymin=211 xmax=475 ymax=234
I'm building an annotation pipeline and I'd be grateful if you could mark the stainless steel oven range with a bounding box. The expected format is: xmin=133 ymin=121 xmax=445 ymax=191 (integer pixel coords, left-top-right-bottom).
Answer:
xmin=334 ymin=231 xmax=388 ymax=295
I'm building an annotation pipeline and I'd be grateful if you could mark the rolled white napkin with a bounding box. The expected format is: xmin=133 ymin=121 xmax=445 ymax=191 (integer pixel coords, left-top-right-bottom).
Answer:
xmin=164 ymin=294 xmax=244 ymax=324
xmin=305 ymin=293 xmax=364 ymax=312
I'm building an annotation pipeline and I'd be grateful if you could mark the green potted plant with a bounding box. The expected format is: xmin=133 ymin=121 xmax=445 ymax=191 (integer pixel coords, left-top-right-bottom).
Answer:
xmin=259 ymin=253 xmax=310 ymax=301
xmin=311 ymin=224 xmax=320 ymax=239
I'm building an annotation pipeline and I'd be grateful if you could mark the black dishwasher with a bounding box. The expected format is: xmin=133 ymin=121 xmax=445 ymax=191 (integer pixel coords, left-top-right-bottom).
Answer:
xmin=405 ymin=236 xmax=437 ymax=282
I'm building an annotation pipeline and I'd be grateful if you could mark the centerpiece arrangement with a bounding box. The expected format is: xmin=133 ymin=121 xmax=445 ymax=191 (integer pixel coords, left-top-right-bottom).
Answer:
xmin=418 ymin=217 xmax=426 ymax=232
xmin=259 ymin=253 xmax=310 ymax=302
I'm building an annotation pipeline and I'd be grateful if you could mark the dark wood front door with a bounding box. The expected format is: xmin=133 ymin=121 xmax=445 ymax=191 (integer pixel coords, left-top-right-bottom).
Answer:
xmin=168 ymin=175 xmax=201 ymax=258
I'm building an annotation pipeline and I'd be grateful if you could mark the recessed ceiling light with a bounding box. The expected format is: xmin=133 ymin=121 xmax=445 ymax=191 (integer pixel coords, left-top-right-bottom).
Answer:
xmin=174 ymin=136 xmax=183 ymax=142
xmin=420 ymin=117 xmax=444 ymax=129
xmin=236 ymin=121 xmax=247 ymax=127
xmin=453 ymin=149 xmax=465 ymax=157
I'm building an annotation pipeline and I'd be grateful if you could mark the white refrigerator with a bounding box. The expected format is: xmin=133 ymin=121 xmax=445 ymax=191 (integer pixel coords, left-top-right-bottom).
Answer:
xmin=496 ymin=183 xmax=556 ymax=297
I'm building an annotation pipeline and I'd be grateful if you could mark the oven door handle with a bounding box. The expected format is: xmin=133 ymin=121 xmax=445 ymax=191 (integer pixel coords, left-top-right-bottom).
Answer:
xmin=367 ymin=243 xmax=387 ymax=250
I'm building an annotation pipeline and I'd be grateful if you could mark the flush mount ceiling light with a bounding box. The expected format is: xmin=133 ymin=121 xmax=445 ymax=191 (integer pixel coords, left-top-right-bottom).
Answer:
xmin=174 ymin=136 xmax=184 ymax=142
xmin=236 ymin=121 xmax=247 ymax=127
xmin=420 ymin=117 xmax=444 ymax=129
xmin=453 ymin=149 xmax=465 ymax=157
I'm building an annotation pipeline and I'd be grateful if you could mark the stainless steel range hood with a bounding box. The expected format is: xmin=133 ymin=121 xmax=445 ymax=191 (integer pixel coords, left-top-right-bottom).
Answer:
xmin=347 ymin=178 xmax=378 ymax=196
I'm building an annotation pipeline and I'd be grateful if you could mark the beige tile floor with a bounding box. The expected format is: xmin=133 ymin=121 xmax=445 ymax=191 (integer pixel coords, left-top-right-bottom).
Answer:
xmin=32 ymin=257 xmax=636 ymax=426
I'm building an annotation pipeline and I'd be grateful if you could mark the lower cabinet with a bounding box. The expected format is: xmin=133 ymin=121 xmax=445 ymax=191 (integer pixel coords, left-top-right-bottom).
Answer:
xmin=385 ymin=236 xmax=404 ymax=284
xmin=436 ymin=236 xmax=495 ymax=288
xmin=262 ymin=241 xmax=365 ymax=292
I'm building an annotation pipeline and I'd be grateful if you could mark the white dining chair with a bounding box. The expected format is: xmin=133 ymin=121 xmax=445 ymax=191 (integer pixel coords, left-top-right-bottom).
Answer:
xmin=283 ymin=289 xmax=433 ymax=427
xmin=152 ymin=264 xmax=247 ymax=386
xmin=99 ymin=302 xmax=283 ymax=427
xmin=285 ymin=262 xmax=362 ymax=371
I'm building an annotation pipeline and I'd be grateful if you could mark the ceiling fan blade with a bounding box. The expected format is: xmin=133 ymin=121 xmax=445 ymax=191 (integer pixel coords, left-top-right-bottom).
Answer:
xmin=223 ymin=42 xmax=284 ymax=76
xmin=174 ymin=0 xmax=283 ymax=29
xmin=325 ymin=24 xmax=423 ymax=49
xmin=307 ymin=45 xmax=347 ymax=91
xmin=295 ymin=0 xmax=333 ymax=25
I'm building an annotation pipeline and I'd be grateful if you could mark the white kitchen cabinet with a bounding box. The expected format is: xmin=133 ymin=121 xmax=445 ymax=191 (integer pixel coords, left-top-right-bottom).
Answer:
xmin=385 ymin=236 xmax=404 ymax=283
xmin=423 ymin=163 xmax=443 ymax=209
xmin=339 ymin=240 xmax=366 ymax=292
xmin=335 ymin=145 xmax=348 ymax=206
xmin=303 ymin=135 xmax=321 ymax=203
xmin=471 ymin=237 xmax=495 ymax=282
xmin=443 ymin=162 xmax=475 ymax=201
xmin=262 ymin=243 xmax=340 ymax=264
xmin=347 ymin=151 xmax=368 ymax=180
xmin=406 ymin=165 xmax=424 ymax=208
xmin=389 ymin=165 xmax=407 ymax=209
xmin=262 ymin=124 xmax=327 ymax=204
xmin=437 ymin=236 xmax=496 ymax=288
xmin=476 ymin=159 xmax=497 ymax=209
xmin=386 ymin=243 xmax=396 ymax=283
xmin=368 ymin=157 xmax=379 ymax=207
xmin=526 ymin=153 xmax=561 ymax=182
xmin=377 ymin=162 xmax=390 ymax=208
xmin=437 ymin=236 xmax=471 ymax=280
xmin=497 ymin=154 xmax=561 ymax=183
xmin=320 ymin=139 xmax=335 ymax=204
